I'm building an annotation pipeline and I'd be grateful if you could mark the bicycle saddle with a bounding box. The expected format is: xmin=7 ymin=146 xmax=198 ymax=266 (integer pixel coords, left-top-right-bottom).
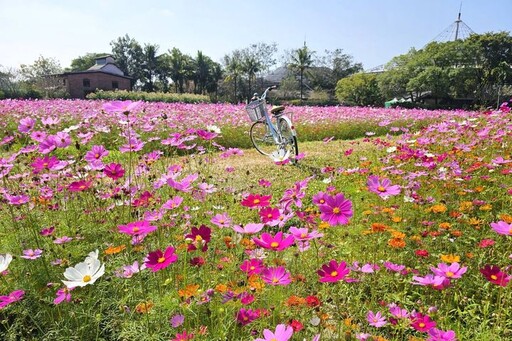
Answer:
xmin=271 ymin=105 xmax=285 ymax=114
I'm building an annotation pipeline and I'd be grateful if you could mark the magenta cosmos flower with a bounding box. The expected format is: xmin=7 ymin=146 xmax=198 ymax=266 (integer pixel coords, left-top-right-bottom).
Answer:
xmin=490 ymin=221 xmax=512 ymax=236
xmin=260 ymin=266 xmax=292 ymax=286
xmin=255 ymin=324 xmax=294 ymax=341
xmin=367 ymin=175 xmax=401 ymax=199
xmin=427 ymin=328 xmax=457 ymax=341
xmin=241 ymin=193 xmax=272 ymax=208
xmin=430 ymin=262 xmax=467 ymax=279
xmin=103 ymin=163 xmax=125 ymax=180
xmin=68 ymin=180 xmax=92 ymax=192
xmin=118 ymin=220 xmax=157 ymax=236
xmin=253 ymin=231 xmax=294 ymax=251
xmin=317 ymin=260 xmax=350 ymax=283
xmin=240 ymin=258 xmax=265 ymax=276
xmin=0 ymin=290 xmax=25 ymax=309
xmin=318 ymin=193 xmax=353 ymax=226
xmin=144 ymin=246 xmax=178 ymax=272
xmin=410 ymin=312 xmax=436 ymax=332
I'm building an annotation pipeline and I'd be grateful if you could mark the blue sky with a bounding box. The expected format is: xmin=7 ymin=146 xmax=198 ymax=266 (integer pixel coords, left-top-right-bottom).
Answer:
xmin=1 ymin=0 xmax=511 ymax=71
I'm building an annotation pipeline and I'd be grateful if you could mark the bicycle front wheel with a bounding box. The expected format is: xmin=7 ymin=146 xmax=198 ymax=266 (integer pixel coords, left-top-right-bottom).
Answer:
xmin=277 ymin=117 xmax=298 ymax=160
xmin=250 ymin=121 xmax=276 ymax=156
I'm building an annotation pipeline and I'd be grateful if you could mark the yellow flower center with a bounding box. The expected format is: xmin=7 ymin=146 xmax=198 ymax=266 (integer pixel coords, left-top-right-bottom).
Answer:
xmin=249 ymin=266 xmax=255 ymax=270
xmin=300 ymin=233 xmax=308 ymax=238
xmin=272 ymin=278 xmax=279 ymax=283
xmin=333 ymin=207 xmax=340 ymax=214
xmin=270 ymin=242 xmax=279 ymax=248
xmin=446 ymin=271 xmax=454 ymax=278
xmin=43 ymin=162 xmax=48 ymax=167
xmin=419 ymin=322 xmax=425 ymax=328
xmin=253 ymin=199 xmax=260 ymax=204
xmin=132 ymin=227 xmax=140 ymax=233
xmin=491 ymin=274 xmax=498 ymax=280
xmin=83 ymin=275 xmax=91 ymax=283
xmin=320 ymin=199 xmax=325 ymax=204
xmin=331 ymin=271 xmax=338 ymax=277
xmin=79 ymin=185 xmax=86 ymax=190
xmin=95 ymin=153 xmax=100 ymax=158
xmin=377 ymin=186 xmax=386 ymax=192
xmin=157 ymin=257 xmax=166 ymax=263
xmin=195 ymin=235 xmax=203 ymax=242
xmin=267 ymin=213 xmax=273 ymax=218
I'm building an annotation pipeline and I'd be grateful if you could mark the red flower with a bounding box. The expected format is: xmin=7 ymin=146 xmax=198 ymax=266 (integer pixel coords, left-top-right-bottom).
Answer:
xmin=480 ymin=265 xmax=510 ymax=287
xmin=410 ymin=313 xmax=436 ymax=332
xmin=144 ymin=246 xmax=178 ymax=272
xmin=289 ymin=319 xmax=304 ymax=332
xmin=415 ymin=249 xmax=429 ymax=258
xmin=185 ymin=225 xmax=211 ymax=252
xmin=305 ymin=295 xmax=321 ymax=308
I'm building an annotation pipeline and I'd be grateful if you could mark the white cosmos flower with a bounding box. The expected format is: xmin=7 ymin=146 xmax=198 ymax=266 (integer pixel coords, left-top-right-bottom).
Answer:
xmin=62 ymin=251 xmax=104 ymax=288
xmin=270 ymin=149 xmax=290 ymax=163
xmin=0 ymin=253 xmax=13 ymax=273
xmin=206 ymin=125 xmax=221 ymax=134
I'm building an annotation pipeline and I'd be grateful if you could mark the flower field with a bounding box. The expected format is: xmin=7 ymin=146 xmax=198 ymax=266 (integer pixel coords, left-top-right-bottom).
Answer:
xmin=0 ymin=99 xmax=511 ymax=340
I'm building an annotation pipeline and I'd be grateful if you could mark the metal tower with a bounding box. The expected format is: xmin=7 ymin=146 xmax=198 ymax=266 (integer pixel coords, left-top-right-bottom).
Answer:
xmin=431 ymin=3 xmax=474 ymax=42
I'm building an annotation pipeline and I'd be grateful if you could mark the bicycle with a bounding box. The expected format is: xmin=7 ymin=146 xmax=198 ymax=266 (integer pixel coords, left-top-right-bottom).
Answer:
xmin=245 ymin=86 xmax=298 ymax=162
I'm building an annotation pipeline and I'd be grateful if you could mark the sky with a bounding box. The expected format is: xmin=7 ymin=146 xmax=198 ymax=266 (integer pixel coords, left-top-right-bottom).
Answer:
xmin=1 ymin=0 xmax=511 ymax=71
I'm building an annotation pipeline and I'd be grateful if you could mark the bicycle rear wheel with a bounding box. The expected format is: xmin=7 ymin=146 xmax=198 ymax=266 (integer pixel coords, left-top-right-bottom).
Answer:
xmin=250 ymin=121 xmax=276 ymax=156
xmin=277 ymin=117 xmax=298 ymax=160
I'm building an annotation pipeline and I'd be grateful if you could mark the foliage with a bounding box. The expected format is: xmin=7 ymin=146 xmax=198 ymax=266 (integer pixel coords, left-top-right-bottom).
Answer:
xmin=19 ymin=56 xmax=66 ymax=98
xmin=336 ymin=73 xmax=384 ymax=106
xmin=309 ymin=49 xmax=363 ymax=92
xmin=67 ymin=53 xmax=109 ymax=72
xmin=86 ymin=90 xmax=210 ymax=103
xmin=286 ymin=44 xmax=315 ymax=101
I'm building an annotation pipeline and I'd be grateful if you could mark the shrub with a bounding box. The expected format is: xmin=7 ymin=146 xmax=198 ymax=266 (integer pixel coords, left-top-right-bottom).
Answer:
xmin=86 ymin=89 xmax=210 ymax=104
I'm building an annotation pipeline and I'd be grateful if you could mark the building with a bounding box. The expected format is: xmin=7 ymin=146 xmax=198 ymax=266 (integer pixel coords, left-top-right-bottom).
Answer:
xmin=59 ymin=56 xmax=132 ymax=98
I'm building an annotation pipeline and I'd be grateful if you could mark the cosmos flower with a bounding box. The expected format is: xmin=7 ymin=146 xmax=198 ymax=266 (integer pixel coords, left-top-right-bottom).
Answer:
xmin=0 ymin=253 xmax=13 ymax=273
xmin=62 ymin=251 xmax=105 ymax=288
xmin=254 ymin=324 xmax=294 ymax=341
xmin=253 ymin=232 xmax=294 ymax=251
xmin=118 ymin=220 xmax=157 ymax=236
xmin=318 ymin=193 xmax=353 ymax=226
xmin=317 ymin=260 xmax=350 ymax=283
xmin=144 ymin=246 xmax=178 ymax=272
xmin=490 ymin=221 xmax=512 ymax=236
xmin=367 ymin=310 xmax=387 ymax=328
xmin=0 ymin=290 xmax=25 ymax=309
xmin=367 ymin=175 xmax=401 ymax=199
xmin=241 ymin=194 xmax=272 ymax=208
xmin=260 ymin=266 xmax=292 ymax=286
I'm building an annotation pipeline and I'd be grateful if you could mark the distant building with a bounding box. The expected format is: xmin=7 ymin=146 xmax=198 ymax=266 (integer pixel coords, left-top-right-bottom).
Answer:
xmin=59 ymin=56 xmax=132 ymax=98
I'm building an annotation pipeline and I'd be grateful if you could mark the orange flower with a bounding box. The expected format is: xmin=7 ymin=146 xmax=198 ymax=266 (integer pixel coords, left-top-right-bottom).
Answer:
xmin=449 ymin=211 xmax=462 ymax=218
xmin=391 ymin=216 xmax=402 ymax=223
xmin=440 ymin=254 xmax=460 ymax=263
xmin=135 ymin=301 xmax=153 ymax=314
xmin=104 ymin=244 xmax=126 ymax=255
xmin=247 ymin=274 xmax=265 ymax=291
xmin=318 ymin=221 xmax=330 ymax=230
xmin=499 ymin=214 xmax=512 ymax=223
xmin=215 ymin=284 xmax=229 ymax=293
xmin=388 ymin=238 xmax=406 ymax=248
xmin=479 ymin=204 xmax=492 ymax=211
xmin=390 ymin=230 xmax=406 ymax=239
xmin=438 ymin=222 xmax=452 ymax=230
xmin=223 ymin=236 xmax=236 ymax=249
xmin=371 ymin=223 xmax=389 ymax=232
xmin=474 ymin=186 xmax=485 ymax=193
xmin=286 ymin=295 xmax=305 ymax=307
xmin=240 ymin=238 xmax=255 ymax=250
xmin=431 ymin=204 xmax=447 ymax=213
xmin=178 ymin=284 xmax=199 ymax=299
xmin=451 ymin=230 xmax=463 ymax=237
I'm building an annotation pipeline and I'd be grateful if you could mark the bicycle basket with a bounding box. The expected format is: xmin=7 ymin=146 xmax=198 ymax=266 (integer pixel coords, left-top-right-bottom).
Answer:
xmin=245 ymin=100 xmax=266 ymax=122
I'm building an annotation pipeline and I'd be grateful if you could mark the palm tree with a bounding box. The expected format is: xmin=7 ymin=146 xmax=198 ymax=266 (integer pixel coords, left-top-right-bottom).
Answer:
xmin=288 ymin=44 xmax=315 ymax=100
xmin=241 ymin=54 xmax=261 ymax=100
xmin=223 ymin=50 xmax=243 ymax=102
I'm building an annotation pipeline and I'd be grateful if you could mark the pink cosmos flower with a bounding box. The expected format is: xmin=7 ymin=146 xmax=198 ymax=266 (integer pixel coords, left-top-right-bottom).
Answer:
xmin=318 ymin=193 xmax=353 ymax=226
xmin=312 ymin=191 xmax=328 ymax=206
xmin=253 ymin=232 xmax=294 ymax=251
xmin=410 ymin=312 xmax=436 ymax=332
xmin=167 ymin=173 xmax=198 ymax=192
xmin=115 ymin=261 xmax=143 ymax=278
xmin=389 ymin=304 xmax=409 ymax=319
xmin=54 ymin=132 xmax=71 ymax=148
xmin=490 ymin=221 xmax=512 ymax=235
xmin=170 ymin=314 xmax=185 ymax=328
xmin=54 ymin=236 xmax=73 ymax=244
xmin=38 ymin=136 xmax=57 ymax=154
xmin=260 ymin=266 xmax=292 ymax=286
xmin=31 ymin=156 xmax=67 ymax=174
xmin=18 ymin=117 xmax=36 ymax=133
xmin=54 ymin=287 xmax=74 ymax=305
xmin=259 ymin=207 xmax=280 ymax=224
xmin=317 ymin=260 xmax=350 ymax=283
xmin=367 ymin=175 xmax=401 ymax=199
xmin=383 ymin=261 xmax=406 ymax=273
xmin=103 ymin=100 xmax=142 ymax=114
xmin=0 ymin=290 xmax=25 ymax=309
xmin=21 ymin=249 xmax=43 ymax=260
xmin=118 ymin=220 xmax=157 ymax=236
xmin=85 ymin=145 xmax=109 ymax=163
xmin=427 ymin=328 xmax=457 ymax=341
xmin=104 ymin=163 xmax=125 ymax=180
xmin=4 ymin=194 xmax=30 ymax=205
xmin=430 ymin=263 xmax=467 ymax=279
xmin=241 ymin=194 xmax=272 ymax=208
xmin=161 ymin=196 xmax=184 ymax=210
xmin=144 ymin=246 xmax=178 ymax=272
xmin=240 ymin=259 xmax=265 ymax=276
xmin=367 ymin=310 xmax=387 ymax=328
xmin=412 ymin=274 xmax=451 ymax=290
xmin=289 ymin=227 xmax=323 ymax=241
xmin=210 ymin=212 xmax=232 ymax=228
xmin=68 ymin=180 xmax=92 ymax=192
xmin=119 ymin=137 xmax=144 ymax=152
xmin=233 ymin=223 xmax=265 ymax=235
xmin=254 ymin=324 xmax=294 ymax=341
xmin=40 ymin=226 xmax=55 ymax=236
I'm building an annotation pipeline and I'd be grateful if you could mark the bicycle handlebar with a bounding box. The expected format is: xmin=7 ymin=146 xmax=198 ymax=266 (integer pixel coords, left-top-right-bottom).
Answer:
xmin=260 ymin=85 xmax=278 ymax=100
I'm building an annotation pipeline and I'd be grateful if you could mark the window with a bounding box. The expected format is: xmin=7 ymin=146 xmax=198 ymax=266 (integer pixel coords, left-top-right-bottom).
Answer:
xmin=62 ymin=79 xmax=66 ymax=86
xmin=112 ymin=81 xmax=119 ymax=89
xmin=83 ymin=79 xmax=90 ymax=88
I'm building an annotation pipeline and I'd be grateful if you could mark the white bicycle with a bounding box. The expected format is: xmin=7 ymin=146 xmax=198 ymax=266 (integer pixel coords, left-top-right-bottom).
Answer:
xmin=245 ymin=86 xmax=298 ymax=161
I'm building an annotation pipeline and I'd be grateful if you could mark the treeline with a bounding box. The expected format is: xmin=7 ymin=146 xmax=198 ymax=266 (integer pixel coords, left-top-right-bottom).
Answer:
xmin=335 ymin=32 xmax=512 ymax=108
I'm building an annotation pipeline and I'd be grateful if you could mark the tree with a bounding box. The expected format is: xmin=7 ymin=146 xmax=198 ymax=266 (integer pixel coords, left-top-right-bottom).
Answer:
xmin=335 ymin=73 xmax=383 ymax=106
xmin=167 ymin=47 xmax=191 ymax=93
xmin=287 ymin=44 xmax=315 ymax=100
xmin=68 ymin=53 xmax=108 ymax=72
xmin=310 ymin=49 xmax=363 ymax=92
xmin=20 ymin=56 xmax=64 ymax=98
xmin=140 ymin=44 xmax=160 ymax=92
xmin=110 ymin=35 xmax=144 ymax=87
xmin=223 ymin=50 xmax=243 ymax=102
xmin=241 ymin=53 xmax=261 ymax=99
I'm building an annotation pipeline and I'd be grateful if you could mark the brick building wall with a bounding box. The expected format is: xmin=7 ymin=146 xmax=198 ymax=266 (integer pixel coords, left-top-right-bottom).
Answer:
xmin=62 ymin=72 xmax=132 ymax=98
